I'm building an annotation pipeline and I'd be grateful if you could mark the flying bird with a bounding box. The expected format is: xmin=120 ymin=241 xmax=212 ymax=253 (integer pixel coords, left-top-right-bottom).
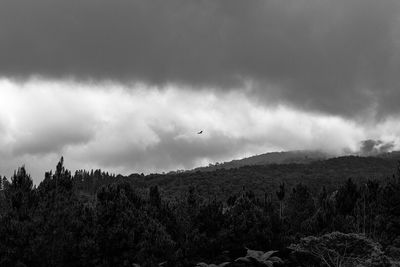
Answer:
xmin=197 ymin=130 xmax=203 ymax=134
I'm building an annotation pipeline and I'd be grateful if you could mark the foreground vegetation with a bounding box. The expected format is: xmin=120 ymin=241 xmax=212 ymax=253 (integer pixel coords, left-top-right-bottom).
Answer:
xmin=0 ymin=157 xmax=400 ymax=266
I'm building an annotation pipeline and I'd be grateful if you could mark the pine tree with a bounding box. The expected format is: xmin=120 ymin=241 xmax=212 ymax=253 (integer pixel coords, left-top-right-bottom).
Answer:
xmin=150 ymin=185 xmax=161 ymax=207
xmin=2 ymin=176 xmax=10 ymax=190
xmin=276 ymin=183 xmax=285 ymax=220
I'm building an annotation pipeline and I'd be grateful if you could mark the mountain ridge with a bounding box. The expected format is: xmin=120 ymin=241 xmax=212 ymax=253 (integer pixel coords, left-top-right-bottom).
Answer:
xmin=185 ymin=150 xmax=332 ymax=173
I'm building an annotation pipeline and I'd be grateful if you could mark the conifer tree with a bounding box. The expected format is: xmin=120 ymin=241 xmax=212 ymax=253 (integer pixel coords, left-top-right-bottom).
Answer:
xmin=276 ymin=183 xmax=285 ymax=220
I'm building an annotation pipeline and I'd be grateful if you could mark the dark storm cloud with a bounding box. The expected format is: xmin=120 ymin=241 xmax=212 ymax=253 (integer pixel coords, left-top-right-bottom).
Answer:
xmin=1 ymin=0 xmax=400 ymax=117
xmin=359 ymin=139 xmax=395 ymax=156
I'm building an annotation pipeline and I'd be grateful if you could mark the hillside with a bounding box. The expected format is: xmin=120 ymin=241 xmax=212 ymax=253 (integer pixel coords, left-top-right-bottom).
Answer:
xmin=188 ymin=150 xmax=331 ymax=172
xmin=118 ymin=156 xmax=399 ymax=200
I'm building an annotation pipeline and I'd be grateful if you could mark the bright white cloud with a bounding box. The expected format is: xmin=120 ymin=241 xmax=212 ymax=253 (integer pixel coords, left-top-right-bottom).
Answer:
xmin=0 ymin=78 xmax=398 ymax=184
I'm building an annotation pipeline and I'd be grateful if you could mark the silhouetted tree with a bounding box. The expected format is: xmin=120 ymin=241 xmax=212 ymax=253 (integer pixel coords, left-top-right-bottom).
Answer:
xmin=149 ymin=185 xmax=161 ymax=207
xmin=378 ymin=180 xmax=400 ymax=246
xmin=222 ymin=193 xmax=273 ymax=256
xmin=0 ymin=166 xmax=35 ymax=266
xmin=286 ymin=183 xmax=315 ymax=234
xmin=276 ymin=183 xmax=285 ymax=220
xmin=336 ymin=178 xmax=359 ymax=215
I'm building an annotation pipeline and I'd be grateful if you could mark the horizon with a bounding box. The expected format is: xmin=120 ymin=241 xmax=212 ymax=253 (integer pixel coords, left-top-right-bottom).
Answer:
xmin=2 ymin=146 xmax=397 ymax=185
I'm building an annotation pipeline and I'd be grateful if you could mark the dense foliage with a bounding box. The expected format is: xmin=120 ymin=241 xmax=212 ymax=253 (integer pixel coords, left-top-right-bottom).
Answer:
xmin=73 ymin=156 xmax=399 ymax=200
xmin=0 ymin=157 xmax=400 ymax=266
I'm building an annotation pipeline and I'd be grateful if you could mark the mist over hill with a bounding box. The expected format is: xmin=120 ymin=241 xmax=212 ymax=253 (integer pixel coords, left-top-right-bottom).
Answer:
xmin=188 ymin=150 xmax=331 ymax=173
xmin=171 ymin=145 xmax=400 ymax=174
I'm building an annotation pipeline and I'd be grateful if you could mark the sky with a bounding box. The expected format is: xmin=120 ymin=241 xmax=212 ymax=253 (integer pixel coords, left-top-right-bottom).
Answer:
xmin=1 ymin=0 xmax=400 ymax=183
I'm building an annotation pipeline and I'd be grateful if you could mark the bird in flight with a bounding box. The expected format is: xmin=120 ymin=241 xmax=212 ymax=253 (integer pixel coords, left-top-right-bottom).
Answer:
xmin=197 ymin=130 xmax=203 ymax=134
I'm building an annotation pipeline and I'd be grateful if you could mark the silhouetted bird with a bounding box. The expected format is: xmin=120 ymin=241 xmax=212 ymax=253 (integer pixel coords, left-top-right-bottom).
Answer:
xmin=197 ymin=130 xmax=203 ymax=134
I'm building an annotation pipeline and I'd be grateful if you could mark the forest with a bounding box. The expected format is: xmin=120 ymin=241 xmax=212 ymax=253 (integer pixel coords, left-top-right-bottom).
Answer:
xmin=0 ymin=157 xmax=400 ymax=266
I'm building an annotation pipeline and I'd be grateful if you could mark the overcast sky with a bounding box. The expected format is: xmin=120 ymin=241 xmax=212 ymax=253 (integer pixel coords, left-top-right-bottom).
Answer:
xmin=1 ymin=0 xmax=400 ymax=183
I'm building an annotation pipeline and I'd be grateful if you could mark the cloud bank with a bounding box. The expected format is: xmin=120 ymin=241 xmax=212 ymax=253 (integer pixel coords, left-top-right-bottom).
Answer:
xmin=1 ymin=0 xmax=400 ymax=117
xmin=0 ymin=79 xmax=399 ymax=183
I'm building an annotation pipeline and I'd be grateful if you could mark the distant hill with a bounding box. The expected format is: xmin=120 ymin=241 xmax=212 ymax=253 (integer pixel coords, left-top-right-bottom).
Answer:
xmin=189 ymin=150 xmax=331 ymax=172
xmin=72 ymin=151 xmax=400 ymax=201
xmin=122 ymin=155 xmax=399 ymax=200
xmin=187 ymin=149 xmax=400 ymax=173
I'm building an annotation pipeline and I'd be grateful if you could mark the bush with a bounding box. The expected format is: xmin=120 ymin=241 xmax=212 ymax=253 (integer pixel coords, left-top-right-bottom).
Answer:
xmin=289 ymin=232 xmax=390 ymax=267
